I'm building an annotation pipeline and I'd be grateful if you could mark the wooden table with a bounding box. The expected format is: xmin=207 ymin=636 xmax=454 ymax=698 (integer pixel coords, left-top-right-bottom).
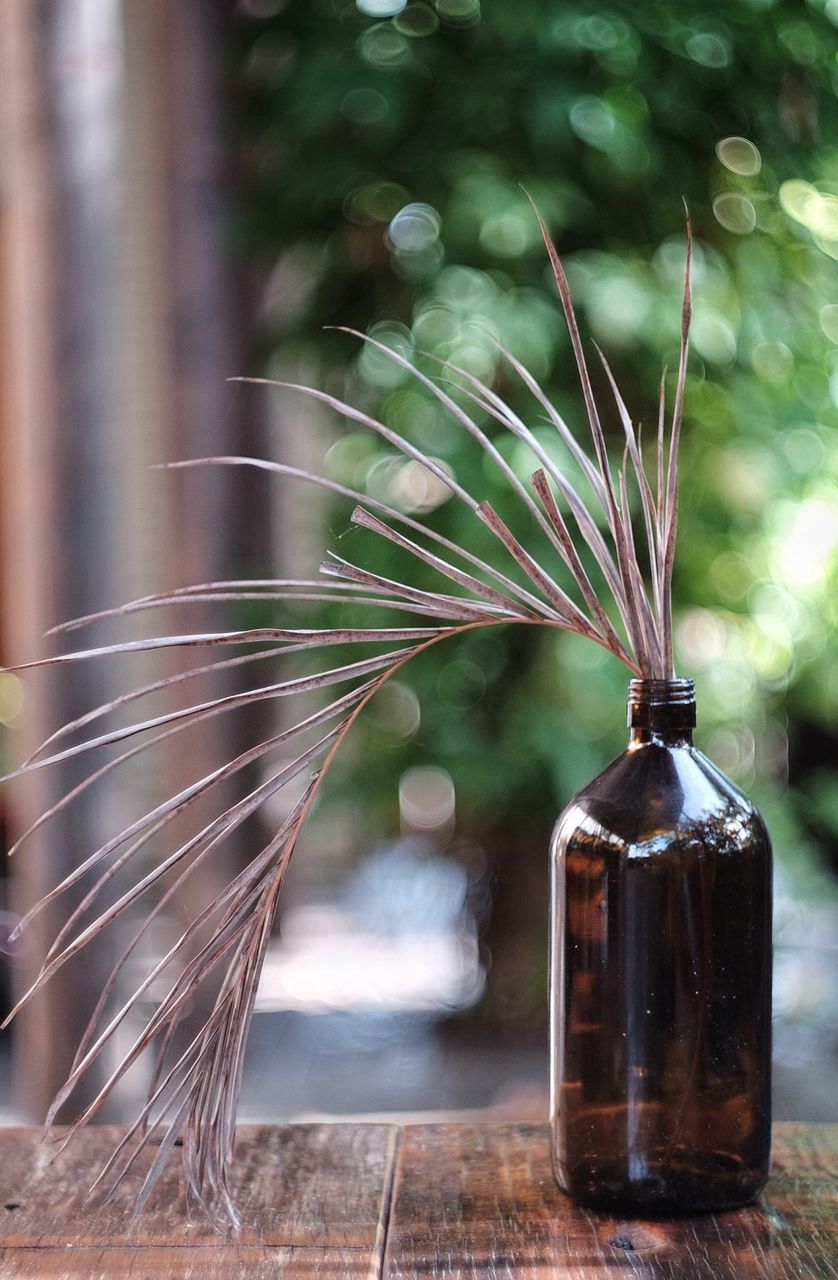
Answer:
xmin=0 ymin=1122 xmax=833 ymax=1277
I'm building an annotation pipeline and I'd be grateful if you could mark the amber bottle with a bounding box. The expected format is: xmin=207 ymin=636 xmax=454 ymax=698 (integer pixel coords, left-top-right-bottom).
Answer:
xmin=549 ymin=678 xmax=772 ymax=1212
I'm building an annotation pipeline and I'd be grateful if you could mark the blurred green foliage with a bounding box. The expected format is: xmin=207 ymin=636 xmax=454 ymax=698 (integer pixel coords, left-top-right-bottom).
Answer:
xmin=231 ymin=0 xmax=838 ymax=901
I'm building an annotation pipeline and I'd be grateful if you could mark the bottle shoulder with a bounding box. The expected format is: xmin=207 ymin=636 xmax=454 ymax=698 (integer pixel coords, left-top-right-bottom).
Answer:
xmin=552 ymin=742 xmax=771 ymax=856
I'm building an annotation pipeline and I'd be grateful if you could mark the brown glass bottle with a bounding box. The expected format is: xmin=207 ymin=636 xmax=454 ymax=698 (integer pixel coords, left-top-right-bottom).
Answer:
xmin=549 ymin=678 xmax=772 ymax=1212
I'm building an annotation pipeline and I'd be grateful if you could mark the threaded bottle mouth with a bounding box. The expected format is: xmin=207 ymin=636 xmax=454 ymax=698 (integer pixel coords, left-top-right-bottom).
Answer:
xmin=627 ymin=678 xmax=696 ymax=729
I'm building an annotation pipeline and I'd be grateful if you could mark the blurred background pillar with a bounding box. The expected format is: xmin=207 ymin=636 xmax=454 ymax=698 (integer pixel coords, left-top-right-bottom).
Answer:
xmin=0 ymin=0 xmax=257 ymax=1120
xmin=0 ymin=0 xmax=123 ymax=1123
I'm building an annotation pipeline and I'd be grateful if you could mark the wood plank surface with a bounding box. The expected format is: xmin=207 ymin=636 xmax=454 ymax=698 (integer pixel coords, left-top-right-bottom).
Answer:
xmin=382 ymin=1122 xmax=838 ymax=1280
xmin=0 ymin=1123 xmax=397 ymax=1278
xmin=0 ymin=1122 xmax=834 ymax=1278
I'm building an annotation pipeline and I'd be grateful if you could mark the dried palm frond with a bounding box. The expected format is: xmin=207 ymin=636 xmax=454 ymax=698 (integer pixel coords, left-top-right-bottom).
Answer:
xmin=2 ymin=205 xmax=692 ymax=1227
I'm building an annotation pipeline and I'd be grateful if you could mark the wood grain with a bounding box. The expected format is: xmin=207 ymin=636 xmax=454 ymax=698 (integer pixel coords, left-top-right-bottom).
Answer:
xmin=0 ymin=1122 xmax=834 ymax=1278
xmin=0 ymin=1123 xmax=397 ymax=1278
xmin=0 ymin=1246 xmax=375 ymax=1280
xmin=382 ymin=1122 xmax=838 ymax=1280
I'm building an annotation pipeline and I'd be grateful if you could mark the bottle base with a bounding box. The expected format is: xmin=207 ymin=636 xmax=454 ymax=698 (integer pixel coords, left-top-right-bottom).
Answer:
xmin=554 ymin=1149 xmax=768 ymax=1215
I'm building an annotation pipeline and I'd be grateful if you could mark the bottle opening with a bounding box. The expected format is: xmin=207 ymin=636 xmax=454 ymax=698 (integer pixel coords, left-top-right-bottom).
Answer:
xmin=627 ymin=678 xmax=696 ymax=730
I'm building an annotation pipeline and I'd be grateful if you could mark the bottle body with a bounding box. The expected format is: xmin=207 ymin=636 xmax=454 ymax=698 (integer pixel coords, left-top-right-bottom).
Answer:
xmin=549 ymin=680 xmax=772 ymax=1212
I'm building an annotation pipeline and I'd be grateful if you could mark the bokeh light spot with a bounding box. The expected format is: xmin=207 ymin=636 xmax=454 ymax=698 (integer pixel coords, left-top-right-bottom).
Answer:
xmin=437 ymin=658 xmax=486 ymax=708
xmin=324 ymin=431 xmax=377 ymax=485
xmin=713 ymin=445 xmax=775 ymax=510
xmin=779 ymin=179 xmax=816 ymax=222
xmin=0 ymin=672 xmax=24 ymax=727
xmin=479 ymin=211 xmax=531 ymax=258
xmin=368 ymin=680 xmax=421 ymax=741
xmin=585 ymin=276 xmax=651 ymax=346
xmin=244 ymin=32 xmax=297 ymax=85
xmin=773 ymin=496 xmax=838 ymax=589
xmin=435 ymin=0 xmax=481 ymax=27
xmin=713 ymin=193 xmax=757 ymax=235
xmin=783 ymin=428 xmax=825 ymax=476
xmin=399 ymin=766 xmax=456 ymax=834
xmin=359 ymin=22 xmax=412 ymax=67
xmin=412 ymin=305 xmax=459 ymax=354
xmin=344 ymin=180 xmax=409 ymax=226
xmin=391 ymin=457 xmax=454 ymax=512
xmin=715 ymin=136 xmax=762 ymax=175
xmin=569 ymin=97 xmax=616 ymax=151
xmin=690 ymin=311 xmax=737 ymax=364
xmin=572 ymin=15 xmax=621 ymax=49
xmin=341 ymin=88 xmax=390 ymax=124
xmin=751 ymin=340 xmax=793 ymax=382
xmin=388 ymin=202 xmax=442 ymax=252
xmin=358 ymin=320 xmax=414 ymax=387
xmin=394 ymin=3 xmax=439 ymax=35
xmin=778 ymin=20 xmax=820 ymax=64
xmin=676 ymin=608 xmax=728 ymax=668
xmin=819 ymin=304 xmax=838 ymax=343
xmin=357 ymin=0 xmax=407 ymax=16
xmin=385 ymin=387 xmax=450 ymax=451
xmin=709 ymin=552 xmax=753 ymax=604
xmin=780 ymin=180 xmax=838 ymax=255
xmin=704 ymin=726 xmax=755 ymax=783
xmin=685 ymin=32 xmax=732 ymax=67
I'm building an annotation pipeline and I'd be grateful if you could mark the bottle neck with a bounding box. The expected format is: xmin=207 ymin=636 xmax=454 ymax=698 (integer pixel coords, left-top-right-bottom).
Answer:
xmin=627 ymin=677 xmax=696 ymax=747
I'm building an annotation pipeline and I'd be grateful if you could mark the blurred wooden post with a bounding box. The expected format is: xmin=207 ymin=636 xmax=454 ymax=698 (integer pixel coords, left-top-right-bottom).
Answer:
xmin=118 ymin=0 xmax=253 ymax=1083
xmin=0 ymin=0 xmax=253 ymax=1120
xmin=0 ymin=0 xmax=124 ymax=1120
